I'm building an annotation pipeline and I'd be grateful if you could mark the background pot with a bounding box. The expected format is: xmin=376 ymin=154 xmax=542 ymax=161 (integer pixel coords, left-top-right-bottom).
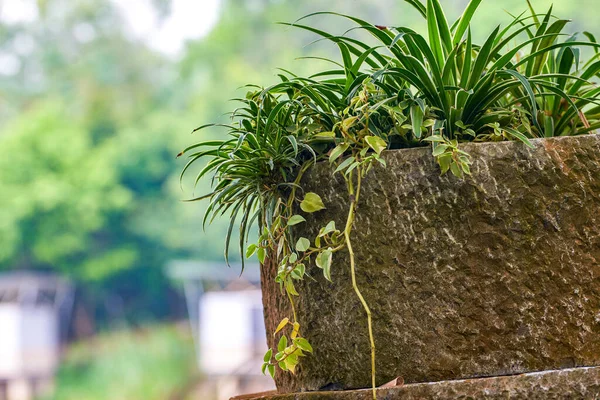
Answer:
xmin=261 ymin=134 xmax=600 ymax=393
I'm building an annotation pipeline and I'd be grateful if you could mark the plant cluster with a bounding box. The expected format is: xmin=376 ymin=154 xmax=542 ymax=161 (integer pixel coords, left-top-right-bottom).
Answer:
xmin=179 ymin=0 xmax=600 ymax=398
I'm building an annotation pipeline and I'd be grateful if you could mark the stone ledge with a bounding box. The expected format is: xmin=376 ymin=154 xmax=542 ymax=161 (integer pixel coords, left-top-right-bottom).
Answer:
xmin=233 ymin=366 xmax=600 ymax=399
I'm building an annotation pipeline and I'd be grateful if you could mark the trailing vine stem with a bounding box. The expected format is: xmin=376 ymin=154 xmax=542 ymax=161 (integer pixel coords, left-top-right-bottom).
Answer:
xmin=251 ymin=79 xmax=389 ymax=395
xmin=345 ymin=167 xmax=376 ymax=400
xmin=283 ymin=161 xmax=314 ymax=325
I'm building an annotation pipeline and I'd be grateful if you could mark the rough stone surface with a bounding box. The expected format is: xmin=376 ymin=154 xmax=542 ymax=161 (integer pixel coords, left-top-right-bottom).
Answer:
xmin=260 ymin=134 xmax=600 ymax=393
xmin=232 ymin=366 xmax=600 ymax=399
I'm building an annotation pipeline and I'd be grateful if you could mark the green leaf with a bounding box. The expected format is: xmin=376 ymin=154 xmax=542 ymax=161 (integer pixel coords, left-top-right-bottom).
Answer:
xmin=257 ymin=247 xmax=266 ymax=264
xmin=268 ymin=364 xmax=275 ymax=378
xmin=291 ymin=265 xmax=302 ymax=280
xmin=314 ymin=131 xmax=336 ymax=139
xmin=350 ymin=47 xmax=381 ymax=80
xmin=410 ymin=104 xmax=424 ymax=138
xmin=341 ymin=116 xmax=358 ymax=131
xmin=432 ymin=144 xmax=448 ymax=156
xmin=503 ymin=127 xmax=535 ymax=148
xmin=544 ymin=115 xmax=555 ymax=138
xmin=295 ymin=237 xmax=310 ymax=252
xmin=292 ymin=264 xmax=305 ymax=280
xmin=316 ymin=248 xmax=333 ymax=281
xmin=286 ymin=135 xmax=298 ymax=155
xmin=278 ymin=335 xmax=288 ymax=353
xmin=300 ymin=192 xmax=325 ymax=213
xmin=531 ymin=19 xmax=570 ymax=76
xmin=438 ymin=153 xmax=452 ymax=174
xmin=320 ymin=221 xmax=336 ymax=236
xmin=344 ymin=161 xmax=360 ymax=177
xmin=423 ymin=119 xmax=435 ymax=128
xmin=450 ymin=162 xmax=463 ymax=177
xmin=338 ymin=41 xmax=353 ymax=77
xmin=403 ymin=0 xmax=426 ymax=18
xmin=294 ymin=338 xmax=313 ymax=353
xmin=264 ymin=348 xmax=273 ymax=363
xmin=284 ymin=355 xmax=298 ymax=374
xmin=426 ymin=0 xmax=445 ymax=67
xmin=287 ymin=215 xmax=306 ymax=226
xmin=459 ymin=29 xmax=473 ymax=89
xmin=461 ymin=161 xmax=471 ymax=175
xmin=526 ymin=0 xmax=540 ymax=27
xmin=329 ymin=143 xmax=349 ymax=164
xmin=499 ymin=70 xmax=541 ymax=130
xmin=334 ymin=157 xmax=354 ymax=174
xmin=466 ymin=25 xmax=499 ymax=89
xmin=452 ymin=0 xmax=483 ymax=45
xmin=365 ymin=135 xmax=387 ymax=155
xmin=262 ymin=363 xmax=267 ymax=375
xmin=274 ymin=318 xmax=289 ymax=335
xmin=423 ymin=135 xmax=445 ymax=142
xmin=430 ymin=0 xmax=452 ymax=53
xmin=285 ymin=352 xmax=298 ymax=366
xmin=291 ymin=322 xmax=300 ymax=339
xmin=246 ymin=244 xmax=257 ymax=258
xmin=286 ymin=279 xmax=299 ymax=296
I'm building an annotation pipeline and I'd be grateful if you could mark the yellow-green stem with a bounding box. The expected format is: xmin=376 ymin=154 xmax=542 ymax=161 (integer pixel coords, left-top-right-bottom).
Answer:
xmin=281 ymin=160 xmax=312 ymax=325
xmin=344 ymin=169 xmax=376 ymax=400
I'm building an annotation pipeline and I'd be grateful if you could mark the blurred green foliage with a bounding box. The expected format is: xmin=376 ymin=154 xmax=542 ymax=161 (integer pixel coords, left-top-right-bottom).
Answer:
xmin=0 ymin=0 xmax=594 ymax=321
xmin=43 ymin=324 xmax=196 ymax=400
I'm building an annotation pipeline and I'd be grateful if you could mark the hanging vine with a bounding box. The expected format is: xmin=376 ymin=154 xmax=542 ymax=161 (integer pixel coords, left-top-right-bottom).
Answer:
xmin=254 ymin=80 xmax=390 ymax=399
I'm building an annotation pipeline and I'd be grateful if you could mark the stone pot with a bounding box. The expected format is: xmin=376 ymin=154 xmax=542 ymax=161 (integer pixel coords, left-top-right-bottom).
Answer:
xmin=260 ymin=134 xmax=600 ymax=393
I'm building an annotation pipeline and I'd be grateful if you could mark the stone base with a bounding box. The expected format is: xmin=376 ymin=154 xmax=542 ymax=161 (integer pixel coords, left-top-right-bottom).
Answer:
xmin=232 ymin=366 xmax=600 ymax=399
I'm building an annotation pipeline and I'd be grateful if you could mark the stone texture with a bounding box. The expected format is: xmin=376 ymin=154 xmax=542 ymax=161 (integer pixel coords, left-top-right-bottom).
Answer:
xmin=260 ymin=134 xmax=600 ymax=393
xmin=233 ymin=366 xmax=600 ymax=399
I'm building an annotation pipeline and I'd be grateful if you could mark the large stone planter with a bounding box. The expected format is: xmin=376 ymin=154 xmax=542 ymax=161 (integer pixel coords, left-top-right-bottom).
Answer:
xmin=260 ymin=134 xmax=600 ymax=393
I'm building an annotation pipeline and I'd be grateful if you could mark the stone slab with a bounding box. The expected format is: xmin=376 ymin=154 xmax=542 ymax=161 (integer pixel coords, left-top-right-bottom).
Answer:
xmin=233 ymin=366 xmax=600 ymax=399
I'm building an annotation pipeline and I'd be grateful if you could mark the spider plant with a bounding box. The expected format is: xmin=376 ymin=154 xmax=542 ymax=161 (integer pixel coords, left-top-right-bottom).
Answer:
xmin=285 ymin=8 xmax=537 ymax=143
xmin=178 ymin=86 xmax=338 ymax=269
xmin=180 ymin=0 xmax=600 ymax=269
xmin=272 ymin=0 xmax=600 ymax=172
xmin=180 ymin=0 xmax=600 ymax=266
xmin=509 ymin=3 xmax=600 ymax=136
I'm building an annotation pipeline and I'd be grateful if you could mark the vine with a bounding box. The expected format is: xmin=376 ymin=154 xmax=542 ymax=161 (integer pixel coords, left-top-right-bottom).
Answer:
xmin=256 ymin=80 xmax=387 ymax=399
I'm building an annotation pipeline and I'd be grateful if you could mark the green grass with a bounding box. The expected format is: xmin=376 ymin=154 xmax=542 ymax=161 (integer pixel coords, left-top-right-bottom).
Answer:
xmin=43 ymin=324 xmax=197 ymax=400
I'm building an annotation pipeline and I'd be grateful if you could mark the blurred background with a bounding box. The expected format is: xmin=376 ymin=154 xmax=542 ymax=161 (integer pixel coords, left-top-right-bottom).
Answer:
xmin=0 ymin=0 xmax=596 ymax=399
